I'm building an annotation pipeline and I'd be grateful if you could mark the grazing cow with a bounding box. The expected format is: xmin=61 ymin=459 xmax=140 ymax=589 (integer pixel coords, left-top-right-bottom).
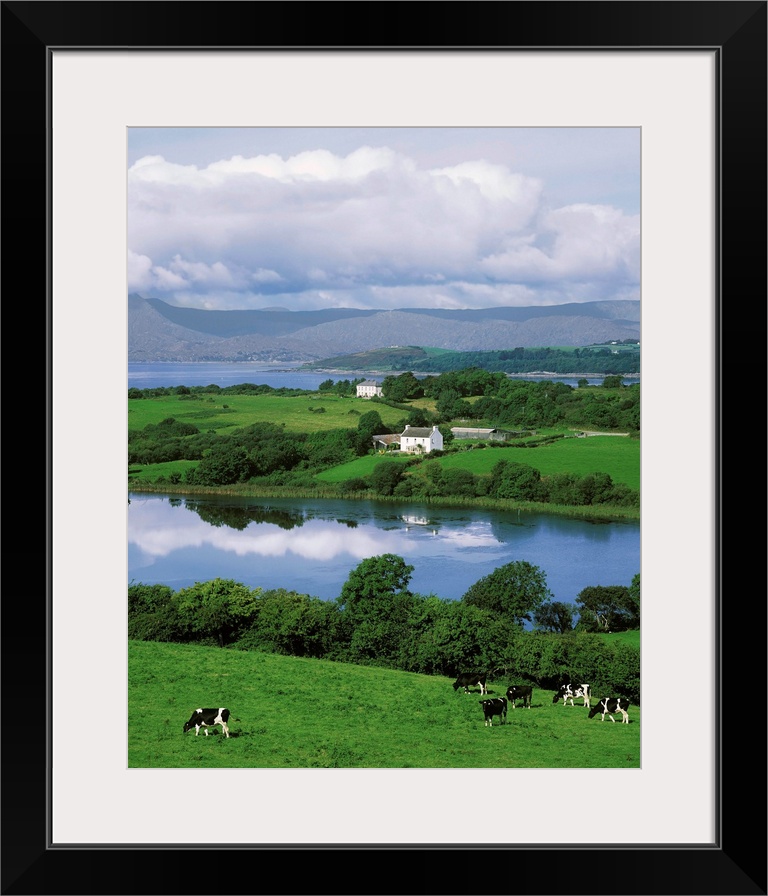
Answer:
xmin=183 ymin=707 xmax=231 ymax=738
xmin=506 ymin=685 xmax=533 ymax=709
xmin=479 ymin=697 xmax=507 ymax=727
xmin=588 ymin=697 xmax=630 ymax=724
xmin=552 ymin=683 xmax=591 ymax=708
xmin=453 ymin=672 xmax=488 ymax=694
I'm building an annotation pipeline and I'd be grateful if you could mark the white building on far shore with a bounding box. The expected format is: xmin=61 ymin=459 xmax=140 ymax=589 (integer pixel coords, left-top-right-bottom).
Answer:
xmin=356 ymin=379 xmax=383 ymax=399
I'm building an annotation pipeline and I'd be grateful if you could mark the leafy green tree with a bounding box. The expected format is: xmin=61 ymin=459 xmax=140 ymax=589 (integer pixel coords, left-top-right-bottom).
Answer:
xmin=249 ymin=436 xmax=303 ymax=476
xmin=573 ymin=472 xmax=615 ymax=505
xmin=396 ymin=594 xmax=450 ymax=674
xmin=356 ymin=410 xmax=386 ymax=454
xmin=370 ymin=461 xmax=404 ymax=495
xmin=304 ymin=429 xmax=358 ymax=469
xmin=441 ymin=467 xmax=477 ymax=497
xmin=420 ymin=459 xmax=445 ymax=496
xmin=174 ymin=578 xmax=261 ymax=646
xmin=237 ymin=589 xmax=336 ymax=658
xmin=128 ymin=583 xmax=174 ymax=615
xmin=382 ymin=372 xmax=423 ymax=401
xmin=533 ymin=600 xmax=575 ymax=633
xmin=575 ymin=584 xmax=639 ymax=632
xmin=435 ymin=389 xmax=475 ymax=420
xmin=338 ymin=554 xmax=414 ymax=618
xmin=195 ymin=443 xmax=253 ymax=485
xmin=602 ymin=375 xmax=624 ymax=388
xmin=128 ymin=584 xmax=183 ymax=642
xmin=487 ymin=460 xmax=542 ymax=501
xmin=402 ymin=408 xmax=433 ymax=428
xmin=462 ymin=560 xmax=553 ymax=627
xmin=628 ymin=573 xmax=640 ymax=622
xmin=438 ymin=424 xmax=454 ymax=446
xmin=336 ymin=554 xmax=416 ymax=664
xmin=429 ymin=601 xmax=499 ymax=673
xmin=543 ymin=472 xmax=579 ymax=505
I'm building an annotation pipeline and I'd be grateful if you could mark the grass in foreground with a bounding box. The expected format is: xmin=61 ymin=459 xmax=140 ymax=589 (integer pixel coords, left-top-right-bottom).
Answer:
xmin=129 ymin=641 xmax=641 ymax=769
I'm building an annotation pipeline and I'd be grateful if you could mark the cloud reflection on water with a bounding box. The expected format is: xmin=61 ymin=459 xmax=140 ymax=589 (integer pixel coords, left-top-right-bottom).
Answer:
xmin=128 ymin=499 xmax=502 ymax=563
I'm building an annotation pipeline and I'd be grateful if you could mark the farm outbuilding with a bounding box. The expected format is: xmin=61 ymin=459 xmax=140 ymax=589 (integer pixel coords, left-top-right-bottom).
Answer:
xmin=371 ymin=433 xmax=401 ymax=451
xmin=450 ymin=427 xmax=517 ymax=442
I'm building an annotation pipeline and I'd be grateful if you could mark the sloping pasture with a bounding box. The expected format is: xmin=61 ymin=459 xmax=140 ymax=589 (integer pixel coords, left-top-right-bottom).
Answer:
xmin=316 ymin=436 xmax=639 ymax=490
xmin=314 ymin=455 xmax=414 ymax=483
xmin=128 ymin=392 xmax=407 ymax=435
xmin=129 ymin=641 xmax=640 ymax=769
xmin=439 ymin=437 xmax=640 ymax=490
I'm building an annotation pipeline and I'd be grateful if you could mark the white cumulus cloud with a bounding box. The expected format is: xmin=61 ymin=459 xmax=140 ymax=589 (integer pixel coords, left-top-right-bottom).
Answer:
xmin=128 ymin=145 xmax=639 ymax=310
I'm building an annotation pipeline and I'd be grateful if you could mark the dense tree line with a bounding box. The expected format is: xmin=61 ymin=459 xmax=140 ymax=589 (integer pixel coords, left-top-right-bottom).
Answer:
xmin=128 ymin=382 xmax=328 ymax=400
xmin=306 ymin=345 xmax=639 ymax=376
xmin=349 ymin=456 xmax=639 ymax=508
xmin=128 ymin=559 xmax=640 ymax=701
xmin=408 ymin=346 xmax=640 ymax=375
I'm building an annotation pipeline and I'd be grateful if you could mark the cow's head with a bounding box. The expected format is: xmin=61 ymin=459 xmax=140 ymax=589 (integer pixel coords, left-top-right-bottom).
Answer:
xmin=183 ymin=713 xmax=201 ymax=733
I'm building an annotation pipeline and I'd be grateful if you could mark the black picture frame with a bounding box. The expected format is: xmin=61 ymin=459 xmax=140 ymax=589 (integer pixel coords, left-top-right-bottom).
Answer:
xmin=4 ymin=2 xmax=765 ymax=894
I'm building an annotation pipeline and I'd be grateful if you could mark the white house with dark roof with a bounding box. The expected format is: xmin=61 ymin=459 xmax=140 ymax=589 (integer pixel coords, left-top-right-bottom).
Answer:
xmin=399 ymin=424 xmax=443 ymax=454
xmin=356 ymin=379 xmax=383 ymax=399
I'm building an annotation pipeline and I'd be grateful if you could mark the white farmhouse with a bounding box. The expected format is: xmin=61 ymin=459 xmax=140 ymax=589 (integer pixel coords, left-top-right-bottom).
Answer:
xmin=356 ymin=379 xmax=383 ymax=399
xmin=399 ymin=424 xmax=443 ymax=454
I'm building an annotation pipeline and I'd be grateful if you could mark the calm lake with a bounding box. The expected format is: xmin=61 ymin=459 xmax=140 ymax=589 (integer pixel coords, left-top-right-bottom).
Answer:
xmin=128 ymin=493 xmax=640 ymax=606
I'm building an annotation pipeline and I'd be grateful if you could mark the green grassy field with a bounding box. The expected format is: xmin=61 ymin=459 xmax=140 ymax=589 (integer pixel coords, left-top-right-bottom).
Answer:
xmin=313 ymin=454 xmax=414 ymax=482
xmin=316 ymin=436 xmax=639 ymax=490
xmin=602 ymin=630 xmax=641 ymax=648
xmin=128 ymin=392 xmax=410 ymax=435
xmin=129 ymin=640 xmax=640 ymax=769
xmin=441 ymin=437 xmax=640 ymax=489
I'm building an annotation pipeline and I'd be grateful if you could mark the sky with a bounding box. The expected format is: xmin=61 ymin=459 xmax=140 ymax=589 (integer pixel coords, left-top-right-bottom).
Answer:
xmin=127 ymin=127 xmax=640 ymax=313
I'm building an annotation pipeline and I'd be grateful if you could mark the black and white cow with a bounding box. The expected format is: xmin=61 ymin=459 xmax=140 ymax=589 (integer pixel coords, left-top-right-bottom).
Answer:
xmin=183 ymin=707 xmax=231 ymax=738
xmin=453 ymin=671 xmax=488 ymax=694
xmin=552 ymin=683 xmax=591 ymax=708
xmin=506 ymin=685 xmax=533 ymax=709
xmin=479 ymin=697 xmax=507 ymax=726
xmin=588 ymin=697 xmax=630 ymax=723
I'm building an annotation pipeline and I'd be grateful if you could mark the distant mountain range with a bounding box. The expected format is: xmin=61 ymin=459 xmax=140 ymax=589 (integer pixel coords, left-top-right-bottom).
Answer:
xmin=128 ymin=294 xmax=641 ymax=363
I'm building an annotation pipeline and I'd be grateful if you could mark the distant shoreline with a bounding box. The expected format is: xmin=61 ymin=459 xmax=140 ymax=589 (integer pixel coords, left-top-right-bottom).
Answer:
xmin=304 ymin=368 xmax=641 ymax=380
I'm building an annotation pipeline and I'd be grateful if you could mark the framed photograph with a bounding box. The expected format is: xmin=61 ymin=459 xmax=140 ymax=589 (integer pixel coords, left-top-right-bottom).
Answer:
xmin=6 ymin=2 xmax=765 ymax=894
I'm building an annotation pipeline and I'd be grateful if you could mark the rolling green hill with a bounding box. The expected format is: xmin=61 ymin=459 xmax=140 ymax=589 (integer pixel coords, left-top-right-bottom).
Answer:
xmin=129 ymin=640 xmax=640 ymax=769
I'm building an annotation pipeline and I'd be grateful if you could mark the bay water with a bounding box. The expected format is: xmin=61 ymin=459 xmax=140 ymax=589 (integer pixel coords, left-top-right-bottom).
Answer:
xmin=128 ymin=362 xmax=627 ymax=391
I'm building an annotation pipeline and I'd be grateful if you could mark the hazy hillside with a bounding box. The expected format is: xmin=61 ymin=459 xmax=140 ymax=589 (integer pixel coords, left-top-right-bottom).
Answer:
xmin=128 ymin=294 xmax=641 ymax=363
